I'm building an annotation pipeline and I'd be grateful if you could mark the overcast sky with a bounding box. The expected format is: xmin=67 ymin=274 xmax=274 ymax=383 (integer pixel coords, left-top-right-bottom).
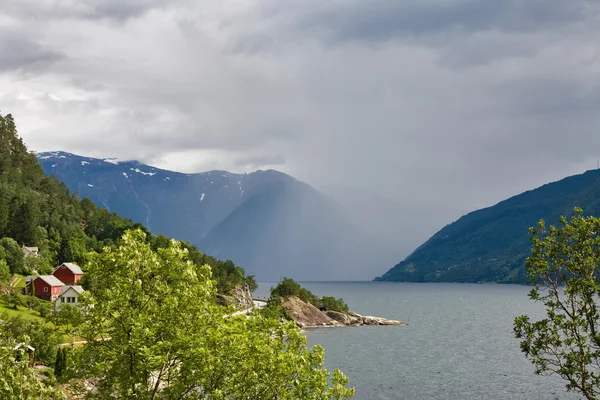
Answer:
xmin=2 ymin=0 xmax=600 ymax=244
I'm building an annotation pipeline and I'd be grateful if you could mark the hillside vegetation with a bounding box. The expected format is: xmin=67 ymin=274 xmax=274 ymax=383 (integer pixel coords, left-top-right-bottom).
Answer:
xmin=377 ymin=169 xmax=600 ymax=283
xmin=0 ymin=112 xmax=254 ymax=295
xmin=0 ymin=113 xmax=354 ymax=399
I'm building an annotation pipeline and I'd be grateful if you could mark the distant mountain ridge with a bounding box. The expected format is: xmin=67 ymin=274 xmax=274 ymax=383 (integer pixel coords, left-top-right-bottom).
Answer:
xmin=38 ymin=151 xmax=381 ymax=280
xmin=376 ymin=169 xmax=600 ymax=283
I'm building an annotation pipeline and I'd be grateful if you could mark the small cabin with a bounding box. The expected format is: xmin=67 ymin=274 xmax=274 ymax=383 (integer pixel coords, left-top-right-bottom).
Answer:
xmin=52 ymin=263 xmax=84 ymax=285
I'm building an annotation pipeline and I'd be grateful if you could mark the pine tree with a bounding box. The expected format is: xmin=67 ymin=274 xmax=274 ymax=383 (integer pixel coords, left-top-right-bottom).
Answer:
xmin=61 ymin=348 xmax=68 ymax=378
xmin=54 ymin=348 xmax=63 ymax=379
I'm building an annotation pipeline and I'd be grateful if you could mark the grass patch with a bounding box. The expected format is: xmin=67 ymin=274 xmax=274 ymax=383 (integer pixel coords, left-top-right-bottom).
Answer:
xmin=12 ymin=273 xmax=27 ymax=289
xmin=0 ymin=302 xmax=45 ymax=322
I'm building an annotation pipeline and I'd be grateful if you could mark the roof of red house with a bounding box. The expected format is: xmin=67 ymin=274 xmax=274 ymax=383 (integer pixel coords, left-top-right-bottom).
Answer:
xmin=54 ymin=262 xmax=84 ymax=275
xmin=32 ymin=275 xmax=65 ymax=287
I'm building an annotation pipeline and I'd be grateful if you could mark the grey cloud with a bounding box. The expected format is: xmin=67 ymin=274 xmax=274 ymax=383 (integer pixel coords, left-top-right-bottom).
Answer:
xmin=250 ymin=0 xmax=594 ymax=45
xmin=1 ymin=0 xmax=179 ymax=22
xmin=0 ymin=28 xmax=63 ymax=73
xmin=91 ymin=0 xmax=170 ymax=20
xmin=437 ymin=33 xmax=539 ymax=69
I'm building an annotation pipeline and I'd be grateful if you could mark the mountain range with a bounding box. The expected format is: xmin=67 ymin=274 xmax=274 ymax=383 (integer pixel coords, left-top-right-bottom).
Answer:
xmin=376 ymin=169 xmax=600 ymax=283
xmin=38 ymin=152 xmax=392 ymax=280
xmin=40 ymin=152 xmax=600 ymax=284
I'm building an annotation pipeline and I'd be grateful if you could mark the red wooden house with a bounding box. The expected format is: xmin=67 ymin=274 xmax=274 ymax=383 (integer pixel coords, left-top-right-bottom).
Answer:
xmin=25 ymin=275 xmax=64 ymax=301
xmin=52 ymin=263 xmax=84 ymax=285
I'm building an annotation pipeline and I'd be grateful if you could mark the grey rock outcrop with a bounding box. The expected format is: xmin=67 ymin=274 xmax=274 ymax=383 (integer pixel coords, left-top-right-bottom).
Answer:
xmin=282 ymin=296 xmax=407 ymax=328
xmin=231 ymin=284 xmax=253 ymax=310
xmin=325 ymin=310 xmax=362 ymax=325
xmin=217 ymin=284 xmax=254 ymax=310
xmin=348 ymin=312 xmax=406 ymax=326
xmin=282 ymin=296 xmax=342 ymax=328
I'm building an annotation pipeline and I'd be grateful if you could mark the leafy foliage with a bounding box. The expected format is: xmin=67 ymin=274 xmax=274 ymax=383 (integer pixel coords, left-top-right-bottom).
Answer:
xmin=0 ymin=259 xmax=10 ymax=285
xmin=320 ymin=296 xmax=349 ymax=313
xmin=270 ymin=277 xmax=320 ymax=306
xmin=0 ymin=313 xmax=63 ymax=366
xmin=66 ymin=229 xmax=353 ymax=399
xmin=0 ymin=338 xmax=65 ymax=400
xmin=514 ymin=209 xmax=600 ymax=399
xmin=0 ymin=237 xmax=25 ymax=274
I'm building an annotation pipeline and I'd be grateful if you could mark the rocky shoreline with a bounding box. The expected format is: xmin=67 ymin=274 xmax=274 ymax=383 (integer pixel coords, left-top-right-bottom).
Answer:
xmin=282 ymin=296 xmax=407 ymax=329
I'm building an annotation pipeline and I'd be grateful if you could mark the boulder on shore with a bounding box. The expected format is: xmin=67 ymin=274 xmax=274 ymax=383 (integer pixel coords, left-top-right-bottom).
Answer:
xmin=348 ymin=312 xmax=406 ymax=326
xmin=325 ymin=310 xmax=362 ymax=325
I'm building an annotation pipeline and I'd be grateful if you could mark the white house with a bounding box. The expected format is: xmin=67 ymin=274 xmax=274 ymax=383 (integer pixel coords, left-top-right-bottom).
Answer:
xmin=22 ymin=246 xmax=39 ymax=258
xmin=54 ymin=285 xmax=85 ymax=311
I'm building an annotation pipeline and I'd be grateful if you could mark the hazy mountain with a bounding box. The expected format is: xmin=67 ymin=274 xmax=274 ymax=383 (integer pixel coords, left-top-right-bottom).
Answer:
xmin=38 ymin=151 xmax=382 ymax=280
xmin=376 ymin=169 xmax=600 ymax=283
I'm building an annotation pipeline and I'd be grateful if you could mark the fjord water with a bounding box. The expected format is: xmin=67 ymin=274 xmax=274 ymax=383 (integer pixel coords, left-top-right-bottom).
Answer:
xmin=256 ymin=282 xmax=577 ymax=400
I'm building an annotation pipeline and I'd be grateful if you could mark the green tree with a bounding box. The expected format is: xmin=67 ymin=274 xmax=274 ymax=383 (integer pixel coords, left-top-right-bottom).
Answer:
xmin=320 ymin=296 xmax=349 ymax=313
xmin=51 ymin=305 xmax=82 ymax=343
xmin=515 ymin=209 xmax=600 ymax=400
xmin=71 ymin=229 xmax=353 ymax=399
xmin=3 ymin=288 xmax=26 ymax=310
xmin=0 ymin=259 xmax=10 ymax=286
xmin=0 ymin=313 xmax=62 ymax=366
xmin=245 ymin=275 xmax=258 ymax=292
xmin=25 ymin=255 xmax=53 ymax=275
xmin=0 ymin=338 xmax=65 ymax=400
xmin=0 ymin=237 xmax=24 ymax=274
xmin=270 ymin=277 xmax=319 ymax=306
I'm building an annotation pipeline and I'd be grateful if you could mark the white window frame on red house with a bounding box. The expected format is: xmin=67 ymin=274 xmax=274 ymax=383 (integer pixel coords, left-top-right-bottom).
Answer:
xmin=44 ymin=287 xmax=48 ymax=292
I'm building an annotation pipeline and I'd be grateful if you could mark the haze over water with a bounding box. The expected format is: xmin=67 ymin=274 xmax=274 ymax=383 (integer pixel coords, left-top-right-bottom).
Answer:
xmin=256 ymin=282 xmax=578 ymax=400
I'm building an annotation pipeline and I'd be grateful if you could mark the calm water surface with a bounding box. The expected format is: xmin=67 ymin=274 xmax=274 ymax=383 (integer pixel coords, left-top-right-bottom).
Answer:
xmin=256 ymin=282 xmax=580 ymax=400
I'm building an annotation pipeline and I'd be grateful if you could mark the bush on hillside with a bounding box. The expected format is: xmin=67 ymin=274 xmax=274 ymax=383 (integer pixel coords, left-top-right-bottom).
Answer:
xmin=270 ymin=277 xmax=320 ymax=306
xmin=319 ymin=296 xmax=349 ymax=313
xmin=268 ymin=278 xmax=350 ymax=314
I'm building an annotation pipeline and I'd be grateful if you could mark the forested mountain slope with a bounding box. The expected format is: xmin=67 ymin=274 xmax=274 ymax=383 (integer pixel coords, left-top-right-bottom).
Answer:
xmin=376 ymin=169 xmax=600 ymax=283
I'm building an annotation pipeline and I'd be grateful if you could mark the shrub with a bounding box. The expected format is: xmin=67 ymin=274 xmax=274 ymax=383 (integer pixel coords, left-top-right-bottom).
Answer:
xmin=319 ymin=296 xmax=349 ymax=313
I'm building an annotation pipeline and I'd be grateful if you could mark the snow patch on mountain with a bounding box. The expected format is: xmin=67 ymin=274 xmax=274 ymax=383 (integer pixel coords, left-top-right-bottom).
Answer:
xmin=132 ymin=168 xmax=156 ymax=176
